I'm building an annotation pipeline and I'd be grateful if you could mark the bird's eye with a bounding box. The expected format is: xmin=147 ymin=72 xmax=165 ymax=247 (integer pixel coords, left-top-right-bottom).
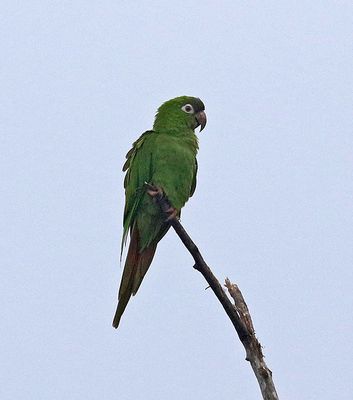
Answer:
xmin=181 ymin=104 xmax=194 ymax=114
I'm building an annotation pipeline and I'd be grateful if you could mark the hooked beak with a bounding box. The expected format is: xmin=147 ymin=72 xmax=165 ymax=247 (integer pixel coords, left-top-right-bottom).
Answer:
xmin=195 ymin=110 xmax=207 ymax=132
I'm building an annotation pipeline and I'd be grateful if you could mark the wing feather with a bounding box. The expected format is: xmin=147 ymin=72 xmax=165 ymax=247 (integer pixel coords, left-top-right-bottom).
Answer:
xmin=190 ymin=159 xmax=198 ymax=197
xmin=121 ymin=131 xmax=154 ymax=254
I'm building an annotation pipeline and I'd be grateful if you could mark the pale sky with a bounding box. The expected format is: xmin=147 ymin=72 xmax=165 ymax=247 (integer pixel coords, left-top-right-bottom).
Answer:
xmin=1 ymin=1 xmax=353 ymax=399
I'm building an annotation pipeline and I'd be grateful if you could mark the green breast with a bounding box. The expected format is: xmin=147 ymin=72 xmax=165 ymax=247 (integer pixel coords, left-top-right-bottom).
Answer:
xmin=151 ymin=132 xmax=198 ymax=210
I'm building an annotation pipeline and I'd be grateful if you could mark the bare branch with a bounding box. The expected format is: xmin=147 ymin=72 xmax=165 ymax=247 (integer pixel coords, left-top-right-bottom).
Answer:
xmin=152 ymin=189 xmax=280 ymax=400
xmin=225 ymin=279 xmax=279 ymax=400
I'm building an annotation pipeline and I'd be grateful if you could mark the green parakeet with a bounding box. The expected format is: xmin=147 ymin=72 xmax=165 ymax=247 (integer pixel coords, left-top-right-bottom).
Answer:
xmin=112 ymin=96 xmax=207 ymax=328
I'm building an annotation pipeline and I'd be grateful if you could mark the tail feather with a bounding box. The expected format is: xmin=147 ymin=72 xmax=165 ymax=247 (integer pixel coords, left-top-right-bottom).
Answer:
xmin=112 ymin=226 xmax=156 ymax=328
xmin=132 ymin=244 xmax=157 ymax=295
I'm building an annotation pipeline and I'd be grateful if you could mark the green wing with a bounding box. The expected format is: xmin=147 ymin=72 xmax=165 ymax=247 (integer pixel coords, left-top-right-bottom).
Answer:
xmin=121 ymin=131 xmax=154 ymax=254
xmin=190 ymin=159 xmax=198 ymax=197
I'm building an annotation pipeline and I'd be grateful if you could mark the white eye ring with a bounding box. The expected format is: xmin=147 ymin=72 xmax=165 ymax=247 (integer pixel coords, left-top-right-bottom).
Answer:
xmin=181 ymin=104 xmax=194 ymax=114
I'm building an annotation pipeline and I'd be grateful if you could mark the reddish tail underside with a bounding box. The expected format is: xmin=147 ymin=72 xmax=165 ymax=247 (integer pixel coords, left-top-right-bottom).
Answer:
xmin=112 ymin=226 xmax=156 ymax=328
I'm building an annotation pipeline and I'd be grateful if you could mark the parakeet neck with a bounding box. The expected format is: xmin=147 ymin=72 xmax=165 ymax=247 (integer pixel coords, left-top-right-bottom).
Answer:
xmin=153 ymin=111 xmax=191 ymax=134
xmin=153 ymin=121 xmax=199 ymax=154
xmin=153 ymin=112 xmax=199 ymax=153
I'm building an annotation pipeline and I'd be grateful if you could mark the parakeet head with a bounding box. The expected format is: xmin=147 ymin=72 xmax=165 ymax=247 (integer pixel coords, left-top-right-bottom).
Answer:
xmin=153 ymin=96 xmax=207 ymax=133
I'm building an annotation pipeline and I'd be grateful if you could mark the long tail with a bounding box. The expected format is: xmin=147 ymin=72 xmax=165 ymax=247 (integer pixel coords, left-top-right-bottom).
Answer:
xmin=112 ymin=226 xmax=157 ymax=328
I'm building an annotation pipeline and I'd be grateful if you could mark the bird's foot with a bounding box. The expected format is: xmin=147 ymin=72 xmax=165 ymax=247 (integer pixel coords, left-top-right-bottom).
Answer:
xmin=145 ymin=183 xmax=164 ymax=200
xmin=164 ymin=206 xmax=178 ymax=221
xmin=145 ymin=182 xmax=178 ymax=221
